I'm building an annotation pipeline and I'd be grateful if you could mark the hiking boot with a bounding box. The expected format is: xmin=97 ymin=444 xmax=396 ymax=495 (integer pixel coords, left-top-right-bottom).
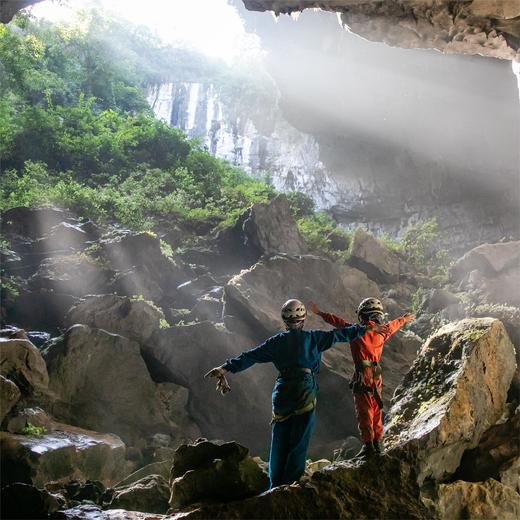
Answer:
xmin=373 ymin=439 xmax=383 ymax=455
xmin=355 ymin=442 xmax=375 ymax=458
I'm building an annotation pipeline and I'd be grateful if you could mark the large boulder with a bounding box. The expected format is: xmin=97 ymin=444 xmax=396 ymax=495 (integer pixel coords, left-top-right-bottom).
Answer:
xmin=0 ymin=423 xmax=126 ymax=487
xmin=169 ymin=440 xmax=269 ymax=510
xmin=28 ymin=254 xmax=113 ymax=297
xmin=0 ymin=375 xmax=21 ymax=423
xmin=65 ymin=294 xmax=165 ymax=344
xmin=0 ymin=337 xmax=49 ymax=394
xmin=451 ymin=241 xmax=520 ymax=280
xmin=224 ymin=253 xmax=380 ymax=338
xmin=42 ymin=325 xmax=175 ymax=444
xmin=347 ymin=228 xmax=401 ymax=284
xmin=222 ymin=252 xmax=417 ymax=437
xmin=1 ymin=207 xmax=68 ymax=241
xmin=436 ymin=479 xmax=520 ymax=520
xmin=108 ymin=474 xmax=170 ymax=514
xmin=101 ymin=231 xmax=192 ymax=305
xmin=385 ymin=318 xmax=516 ymax=484
xmin=450 ymin=241 xmax=520 ymax=307
xmin=218 ymin=195 xmax=307 ymax=266
xmin=147 ymin=322 xmax=274 ymax=455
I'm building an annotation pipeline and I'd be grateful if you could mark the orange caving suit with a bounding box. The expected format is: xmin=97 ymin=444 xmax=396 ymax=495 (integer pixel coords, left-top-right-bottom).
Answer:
xmin=317 ymin=311 xmax=408 ymax=443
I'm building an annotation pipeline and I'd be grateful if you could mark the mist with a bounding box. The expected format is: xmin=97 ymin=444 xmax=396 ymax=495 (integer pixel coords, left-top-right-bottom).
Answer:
xmin=234 ymin=4 xmax=519 ymax=242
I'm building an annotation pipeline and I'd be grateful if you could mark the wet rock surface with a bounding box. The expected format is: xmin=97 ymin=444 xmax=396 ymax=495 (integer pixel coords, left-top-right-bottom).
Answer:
xmin=0 ymin=423 xmax=126 ymax=487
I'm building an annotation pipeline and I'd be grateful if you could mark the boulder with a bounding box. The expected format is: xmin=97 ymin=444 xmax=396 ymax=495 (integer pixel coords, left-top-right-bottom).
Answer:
xmin=169 ymin=440 xmax=269 ymax=510
xmin=451 ymin=241 xmax=520 ymax=280
xmin=1 ymin=207 xmax=68 ymax=241
xmin=108 ymin=474 xmax=170 ymax=514
xmin=28 ymin=254 xmax=113 ymax=297
xmin=385 ymin=318 xmax=516 ymax=484
xmin=146 ymin=322 xmax=274 ymax=454
xmin=0 ymin=337 xmax=49 ymax=394
xmin=0 ymin=326 xmax=29 ymax=340
xmin=1 ymin=482 xmax=64 ymax=519
xmin=4 ymin=290 xmax=78 ymax=332
xmin=0 ymin=423 xmax=126 ymax=487
xmin=42 ymin=325 xmax=174 ymax=444
xmin=101 ymin=231 xmax=192 ymax=305
xmin=419 ymin=288 xmax=460 ymax=314
xmin=34 ymin=221 xmax=99 ymax=254
xmin=0 ymin=375 xmax=21 ymax=422
xmin=65 ymin=294 xmax=165 ymax=344
xmin=223 ymin=254 xmax=380 ymax=338
xmin=221 ymin=252 xmax=416 ymax=440
xmin=450 ymin=242 xmax=520 ymax=307
xmin=170 ymin=454 xmax=428 ymax=519
xmin=218 ymin=195 xmax=307 ymax=265
xmin=455 ymin=409 xmax=520 ymax=490
xmin=114 ymin=461 xmax=171 ymax=489
xmin=347 ymin=228 xmax=401 ymax=284
xmin=436 ymin=479 xmax=520 ymax=520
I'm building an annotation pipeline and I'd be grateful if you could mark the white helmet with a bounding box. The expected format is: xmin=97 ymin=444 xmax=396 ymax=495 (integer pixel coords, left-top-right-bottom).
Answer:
xmin=281 ymin=299 xmax=307 ymax=324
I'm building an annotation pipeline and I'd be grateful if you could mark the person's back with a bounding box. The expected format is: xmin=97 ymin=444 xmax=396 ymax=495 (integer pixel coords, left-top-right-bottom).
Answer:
xmin=205 ymin=299 xmax=387 ymax=487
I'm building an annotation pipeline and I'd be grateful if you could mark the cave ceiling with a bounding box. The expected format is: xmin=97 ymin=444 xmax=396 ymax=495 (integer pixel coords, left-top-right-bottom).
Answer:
xmin=243 ymin=0 xmax=520 ymax=61
xmin=2 ymin=1 xmax=519 ymax=61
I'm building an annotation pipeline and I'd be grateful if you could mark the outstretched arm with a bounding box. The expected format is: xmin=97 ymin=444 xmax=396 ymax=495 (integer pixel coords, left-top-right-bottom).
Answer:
xmin=204 ymin=336 xmax=278 ymax=394
xmin=382 ymin=313 xmax=415 ymax=340
xmin=315 ymin=322 xmax=389 ymax=352
xmin=309 ymin=301 xmax=351 ymax=328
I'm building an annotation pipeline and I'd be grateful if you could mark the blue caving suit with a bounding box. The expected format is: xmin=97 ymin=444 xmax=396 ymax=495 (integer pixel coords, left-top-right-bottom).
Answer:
xmin=222 ymin=324 xmax=366 ymax=488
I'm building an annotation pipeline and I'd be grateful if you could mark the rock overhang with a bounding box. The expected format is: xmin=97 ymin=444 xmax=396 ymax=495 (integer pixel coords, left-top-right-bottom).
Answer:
xmin=243 ymin=0 xmax=520 ymax=61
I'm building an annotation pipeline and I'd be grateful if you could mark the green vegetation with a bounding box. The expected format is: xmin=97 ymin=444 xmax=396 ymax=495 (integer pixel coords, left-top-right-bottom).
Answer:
xmin=0 ymin=13 xmax=277 ymax=232
xmin=401 ymin=218 xmax=449 ymax=281
xmin=21 ymin=423 xmax=48 ymax=436
xmin=411 ymin=288 xmax=424 ymax=313
xmin=159 ymin=318 xmax=170 ymax=329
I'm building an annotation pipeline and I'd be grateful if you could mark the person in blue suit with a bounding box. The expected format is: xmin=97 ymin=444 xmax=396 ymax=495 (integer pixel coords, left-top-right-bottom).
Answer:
xmin=205 ymin=299 xmax=388 ymax=488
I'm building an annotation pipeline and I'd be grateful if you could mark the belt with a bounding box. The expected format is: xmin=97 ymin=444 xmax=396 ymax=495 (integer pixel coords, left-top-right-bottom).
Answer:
xmin=355 ymin=360 xmax=380 ymax=372
xmin=279 ymin=367 xmax=312 ymax=377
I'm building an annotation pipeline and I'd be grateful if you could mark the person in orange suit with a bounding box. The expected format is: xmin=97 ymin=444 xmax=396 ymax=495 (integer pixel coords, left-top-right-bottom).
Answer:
xmin=309 ymin=298 xmax=415 ymax=457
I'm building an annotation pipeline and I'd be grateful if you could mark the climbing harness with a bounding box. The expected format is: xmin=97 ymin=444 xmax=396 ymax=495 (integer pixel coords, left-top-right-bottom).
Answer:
xmin=350 ymin=360 xmax=384 ymax=410
xmin=272 ymin=367 xmax=317 ymax=423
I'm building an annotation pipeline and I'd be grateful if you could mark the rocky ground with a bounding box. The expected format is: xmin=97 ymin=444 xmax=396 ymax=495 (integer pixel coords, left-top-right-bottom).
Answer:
xmin=1 ymin=195 xmax=519 ymax=519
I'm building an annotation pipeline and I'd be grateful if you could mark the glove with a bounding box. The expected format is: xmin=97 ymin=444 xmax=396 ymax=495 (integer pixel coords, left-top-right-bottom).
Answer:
xmin=204 ymin=366 xmax=231 ymax=395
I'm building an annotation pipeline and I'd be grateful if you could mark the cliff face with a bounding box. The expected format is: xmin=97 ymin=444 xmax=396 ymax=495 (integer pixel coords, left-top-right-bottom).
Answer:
xmin=147 ymin=81 xmax=342 ymax=209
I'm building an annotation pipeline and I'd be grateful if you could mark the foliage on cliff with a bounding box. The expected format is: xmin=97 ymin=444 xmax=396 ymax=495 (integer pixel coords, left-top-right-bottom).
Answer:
xmin=0 ymin=13 xmax=277 ymax=229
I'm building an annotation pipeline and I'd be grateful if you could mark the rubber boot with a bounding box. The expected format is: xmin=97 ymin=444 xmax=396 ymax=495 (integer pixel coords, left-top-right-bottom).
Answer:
xmin=355 ymin=441 xmax=375 ymax=459
xmin=373 ymin=439 xmax=383 ymax=455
